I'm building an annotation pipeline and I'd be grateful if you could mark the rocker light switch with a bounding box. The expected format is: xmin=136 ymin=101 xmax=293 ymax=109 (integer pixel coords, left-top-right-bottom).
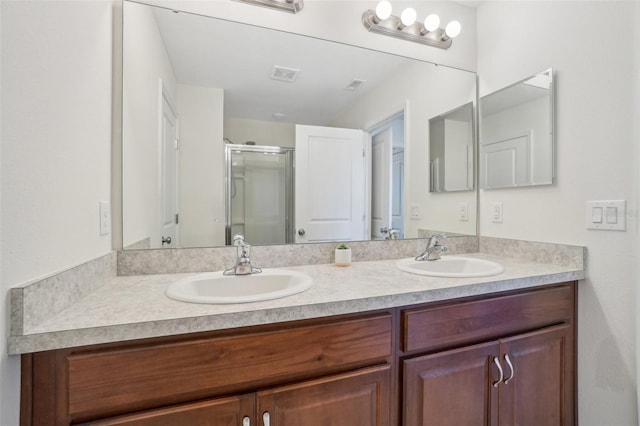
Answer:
xmin=586 ymin=200 xmax=625 ymax=231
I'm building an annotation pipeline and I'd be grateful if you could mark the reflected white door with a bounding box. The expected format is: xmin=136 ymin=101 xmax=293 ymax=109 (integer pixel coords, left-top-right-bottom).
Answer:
xmin=371 ymin=128 xmax=392 ymax=240
xmin=159 ymin=91 xmax=179 ymax=248
xmin=295 ymin=125 xmax=367 ymax=243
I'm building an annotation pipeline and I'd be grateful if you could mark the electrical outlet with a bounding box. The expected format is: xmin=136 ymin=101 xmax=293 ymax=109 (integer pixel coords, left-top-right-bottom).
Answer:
xmin=492 ymin=202 xmax=503 ymax=223
xmin=99 ymin=201 xmax=111 ymax=236
xmin=459 ymin=202 xmax=468 ymax=222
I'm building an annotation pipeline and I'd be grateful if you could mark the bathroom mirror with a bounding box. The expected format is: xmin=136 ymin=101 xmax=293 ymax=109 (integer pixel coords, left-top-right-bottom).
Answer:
xmin=429 ymin=102 xmax=475 ymax=193
xmin=479 ymin=69 xmax=554 ymax=189
xmin=122 ymin=1 xmax=477 ymax=249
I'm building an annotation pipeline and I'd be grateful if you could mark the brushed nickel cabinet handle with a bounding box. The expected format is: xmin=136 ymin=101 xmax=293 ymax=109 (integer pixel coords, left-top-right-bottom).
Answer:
xmin=493 ymin=356 xmax=504 ymax=387
xmin=263 ymin=412 xmax=270 ymax=426
xmin=242 ymin=416 xmax=250 ymax=426
xmin=504 ymin=354 xmax=515 ymax=384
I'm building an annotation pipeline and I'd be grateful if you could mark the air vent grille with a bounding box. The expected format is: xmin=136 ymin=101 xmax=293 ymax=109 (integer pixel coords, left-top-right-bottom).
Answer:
xmin=270 ymin=66 xmax=300 ymax=82
xmin=344 ymin=79 xmax=367 ymax=91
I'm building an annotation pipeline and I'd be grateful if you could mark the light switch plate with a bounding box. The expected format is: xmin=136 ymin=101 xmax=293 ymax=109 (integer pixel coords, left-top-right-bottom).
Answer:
xmin=99 ymin=201 xmax=111 ymax=236
xmin=586 ymin=200 xmax=625 ymax=231
xmin=459 ymin=202 xmax=469 ymax=222
xmin=410 ymin=203 xmax=421 ymax=220
xmin=492 ymin=202 xmax=503 ymax=223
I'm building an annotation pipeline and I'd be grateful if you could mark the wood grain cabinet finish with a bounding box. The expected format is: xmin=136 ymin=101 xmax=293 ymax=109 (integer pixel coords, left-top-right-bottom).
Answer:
xmin=403 ymin=324 xmax=573 ymax=426
xmin=401 ymin=284 xmax=576 ymax=426
xmin=21 ymin=282 xmax=576 ymax=426
xmin=89 ymin=365 xmax=390 ymax=426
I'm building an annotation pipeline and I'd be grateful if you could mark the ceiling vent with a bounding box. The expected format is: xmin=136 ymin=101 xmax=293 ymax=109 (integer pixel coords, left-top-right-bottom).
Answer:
xmin=270 ymin=65 xmax=300 ymax=83
xmin=344 ymin=79 xmax=367 ymax=91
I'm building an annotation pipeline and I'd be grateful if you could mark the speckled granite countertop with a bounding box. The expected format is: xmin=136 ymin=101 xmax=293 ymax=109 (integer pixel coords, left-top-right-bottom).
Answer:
xmin=8 ymin=252 xmax=584 ymax=354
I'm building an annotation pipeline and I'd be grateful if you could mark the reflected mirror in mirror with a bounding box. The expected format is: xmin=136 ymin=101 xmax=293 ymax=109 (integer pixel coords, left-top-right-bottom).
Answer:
xmin=429 ymin=102 xmax=475 ymax=193
xmin=122 ymin=1 xmax=477 ymax=250
xmin=479 ymin=69 xmax=554 ymax=189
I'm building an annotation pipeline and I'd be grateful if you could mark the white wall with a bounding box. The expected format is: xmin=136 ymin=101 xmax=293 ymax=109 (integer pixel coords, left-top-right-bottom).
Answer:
xmin=224 ymin=117 xmax=295 ymax=148
xmin=122 ymin=1 xmax=177 ymax=248
xmin=0 ymin=1 xmax=113 ymax=424
xmin=177 ymin=84 xmax=226 ymax=247
xmin=148 ymin=0 xmax=477 ymax=71
xmin=333 ymin=61 xmax=477 ymax=237
xmin=477 ymin=1 xmax=639 ymax=424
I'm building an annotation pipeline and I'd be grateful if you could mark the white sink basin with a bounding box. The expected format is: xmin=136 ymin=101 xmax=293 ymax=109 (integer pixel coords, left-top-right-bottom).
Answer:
xmin=396 ymin=256 xmax=504 ymax=278
xmin=166 ymin=269 xmax=313 ymax=304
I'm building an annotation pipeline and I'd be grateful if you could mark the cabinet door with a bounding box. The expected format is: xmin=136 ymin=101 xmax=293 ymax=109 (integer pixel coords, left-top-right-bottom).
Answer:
xmin=87 ymin=394 xmax=254 ymax=426
xmin=498 ymin=324 xmax=574 ymax=426
xmin=257 ymin=365 xmax=390 ymax=426
xmin=403 ymin=341 xmax=500 ymax=426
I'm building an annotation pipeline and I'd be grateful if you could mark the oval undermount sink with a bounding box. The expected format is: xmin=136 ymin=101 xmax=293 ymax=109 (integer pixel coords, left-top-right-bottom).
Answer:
xmin=396 ymin=256 xmax=504 ymax=278
xmin=166 ymin=269 xmax=313 ymax=304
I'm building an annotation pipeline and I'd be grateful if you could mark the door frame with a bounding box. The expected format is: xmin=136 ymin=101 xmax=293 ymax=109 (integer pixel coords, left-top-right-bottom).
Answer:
xmin=366 ymin=104 xmax=407 ymax=239
xmin=158 ymin=79 xmax=179 ymax=248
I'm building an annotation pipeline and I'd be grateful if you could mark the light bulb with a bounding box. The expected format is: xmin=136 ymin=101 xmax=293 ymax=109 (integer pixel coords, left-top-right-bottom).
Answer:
xmin=400 ymin=8 xmax=417 ymax=26
xmin=375 ymin=0 xmax=392 ymax=20
xmin=424 ymin=14 xmax=440 ymax=32
xmin=445 ymin=20 xmax=462 ymax=38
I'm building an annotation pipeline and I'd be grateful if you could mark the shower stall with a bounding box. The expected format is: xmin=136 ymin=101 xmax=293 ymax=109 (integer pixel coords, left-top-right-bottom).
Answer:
xmin=225 ymin=144 xmax=295 ymax=246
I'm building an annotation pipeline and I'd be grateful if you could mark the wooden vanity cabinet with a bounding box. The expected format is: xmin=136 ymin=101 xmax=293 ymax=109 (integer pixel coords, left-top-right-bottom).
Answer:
xmin=21 ymin=282 xmax=576 ymax=426
xmin=22 ymin=312 xmax=394 ymax=425
xmin=89 ymin=365 xmax=390 ymax=426
xmin=401 ymin=283 xmax=576 ymax=426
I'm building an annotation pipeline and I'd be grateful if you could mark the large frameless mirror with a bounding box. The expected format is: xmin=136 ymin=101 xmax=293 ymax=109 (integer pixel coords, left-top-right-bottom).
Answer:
xmin=479 ymin=69 xmax=554 ymax=189
xmin=121 ymin=1 xmax=477 ymax=249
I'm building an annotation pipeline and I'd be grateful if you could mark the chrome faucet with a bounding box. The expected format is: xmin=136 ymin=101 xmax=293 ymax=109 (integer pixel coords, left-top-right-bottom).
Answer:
xmin=224 ymin=234 xmax=262 ymax=276
xmin=415 ymin=234 xmax=448 ymax=261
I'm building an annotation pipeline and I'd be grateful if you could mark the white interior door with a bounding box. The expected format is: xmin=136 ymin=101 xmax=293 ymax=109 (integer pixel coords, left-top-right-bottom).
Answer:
xmin=159 ymin=90 xmax=179 ymax=248
xmin=295 ymin=125 xmax=366 ymax=243
xmin=481 ymin=131 xmax=531 ymax=188
xmin=371 ymin=128 xmax=392 ymax=240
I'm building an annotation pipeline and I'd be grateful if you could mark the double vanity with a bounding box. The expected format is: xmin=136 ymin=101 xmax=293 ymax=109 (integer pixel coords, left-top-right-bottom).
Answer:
xmin=11 ymin=238 xmax=584 ymax=425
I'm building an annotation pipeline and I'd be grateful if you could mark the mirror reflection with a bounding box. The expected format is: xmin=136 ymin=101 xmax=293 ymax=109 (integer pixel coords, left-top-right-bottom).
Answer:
xmin=429 ymin=102 xmax=475 ymax=193
xmin=122 ymin=1 xmax=477 ymax=249
xmin=479 ymin=69 xmax=554 ymax=189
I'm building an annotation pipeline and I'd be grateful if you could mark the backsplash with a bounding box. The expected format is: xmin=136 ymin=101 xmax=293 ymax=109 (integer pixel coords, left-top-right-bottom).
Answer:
xmin=10 ymin=252 xmax=117 ymax=333
xmin=117 ymin=236 xmax=479 ymax=276
xmin=479 ymin=237 xmax=585 ymax=270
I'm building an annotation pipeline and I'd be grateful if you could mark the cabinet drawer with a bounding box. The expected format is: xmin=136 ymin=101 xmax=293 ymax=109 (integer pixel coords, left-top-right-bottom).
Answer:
xmin=86 ymin=394 xmax=255 ymax=426
xmin=67 ymin=313 xmax=392 ymax=421
xmin=402 ymin=284 xmax=574 ymax=353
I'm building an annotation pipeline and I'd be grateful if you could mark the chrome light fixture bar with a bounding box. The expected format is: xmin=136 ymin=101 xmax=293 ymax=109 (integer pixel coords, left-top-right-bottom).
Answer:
xmin=232 ymin=0 xmax=304 ymax=14
xmin=362 ymin=1 xmax=461 ymax=50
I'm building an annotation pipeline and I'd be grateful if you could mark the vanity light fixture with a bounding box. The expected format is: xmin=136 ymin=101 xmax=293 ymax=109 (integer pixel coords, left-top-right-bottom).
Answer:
xmin=232 ymin=0 xmax=303 ymax=14
xmin=362 ymin=1 xmax=461 ymax=49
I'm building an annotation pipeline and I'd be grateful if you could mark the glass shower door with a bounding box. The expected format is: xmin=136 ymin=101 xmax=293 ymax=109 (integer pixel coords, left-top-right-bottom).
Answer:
xmin=225 ymin=145 xmax=294 ymax=246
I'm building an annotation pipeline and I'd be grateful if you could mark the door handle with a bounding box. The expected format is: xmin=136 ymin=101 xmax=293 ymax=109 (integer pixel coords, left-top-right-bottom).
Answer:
xmin=161 ymin=236 xmax=172 ymax=246
xmin=298 ymin=229 xmax=306 ymax=236
xmin=504 ymin=354 xmax=515 ymax=384
xmin=492 ymin=356 xmax=504 ymax=387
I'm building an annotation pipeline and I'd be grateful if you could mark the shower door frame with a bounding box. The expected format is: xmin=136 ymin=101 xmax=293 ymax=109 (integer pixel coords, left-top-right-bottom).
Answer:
xmin=224 ymin=144 xmax=295 ymax=246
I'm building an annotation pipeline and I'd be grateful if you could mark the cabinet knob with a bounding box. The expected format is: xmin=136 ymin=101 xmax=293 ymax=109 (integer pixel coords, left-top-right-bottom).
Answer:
xmin=492 ymin=356 xmax=504 ymax=387
xmin=262 ymin=412 xmax=271 ymax=426
xmin=504 ymin=354 xmax=515 ymax=384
